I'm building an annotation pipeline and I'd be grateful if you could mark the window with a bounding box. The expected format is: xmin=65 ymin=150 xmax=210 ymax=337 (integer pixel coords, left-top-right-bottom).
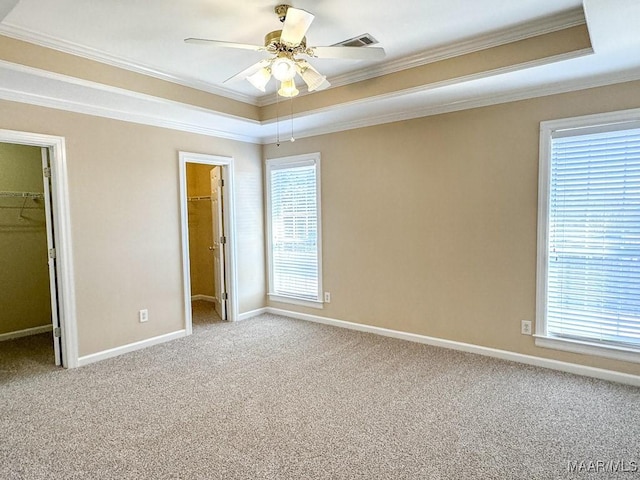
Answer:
xmin=537 ymin=110 xmax=640 ymax=363
xmin=266 ymin=153 xmax=322 ymax=308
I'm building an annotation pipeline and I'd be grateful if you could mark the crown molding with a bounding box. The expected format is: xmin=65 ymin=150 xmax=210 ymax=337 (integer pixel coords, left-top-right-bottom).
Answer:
xmin=257 ymin=7 xmax=586 ymax=107
xmin=0 ymin=60 xmax=262 ymax=143
xmin=4 ymin=57 xmax=639 ymax=147
xmin=0 ymin=86 xmax=261 ymax=144
xmin=261 ymin=67 xmax=640 ymax=144
xmin=260 ymin=48 xmax=594 ymax=139
xmin=329 ymin=7 xmax=587 ymax=88
xmin=2 ymin=36 xmax=638 ymax=148
xmin=0 ymin=24 xmax=260 ymax=106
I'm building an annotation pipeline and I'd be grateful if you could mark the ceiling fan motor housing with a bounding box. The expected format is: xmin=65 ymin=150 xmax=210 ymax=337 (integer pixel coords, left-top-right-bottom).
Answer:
xmin=265 ymin=30 xmax=306 ymax=50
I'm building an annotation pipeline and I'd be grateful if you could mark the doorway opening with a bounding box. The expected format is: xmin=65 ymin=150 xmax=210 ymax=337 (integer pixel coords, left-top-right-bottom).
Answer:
xmin=0 ymin=130 xmax=76 ymax=369
xmin=179 ymin=152 xmax=238 ymax=335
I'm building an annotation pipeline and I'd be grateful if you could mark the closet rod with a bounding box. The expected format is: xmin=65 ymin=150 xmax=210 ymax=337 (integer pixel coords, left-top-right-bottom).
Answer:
xmin=0 ymin=191 xmax=45 ymax=199
xmin=187 ymin=195 xmax=212 ymax=201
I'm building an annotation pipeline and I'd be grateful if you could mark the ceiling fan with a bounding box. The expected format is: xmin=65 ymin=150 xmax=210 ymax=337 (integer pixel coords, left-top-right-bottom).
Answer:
xmin=184 ymin=4 xmax=385 ymax=98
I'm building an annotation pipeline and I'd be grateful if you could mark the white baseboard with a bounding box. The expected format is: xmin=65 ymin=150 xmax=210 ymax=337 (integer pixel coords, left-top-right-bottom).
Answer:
xmin=0 ymin=324 xmax=52 ymax=342
xmin=237 ymin=307 xmax=268 ymax=321
xmin=77 ymin=330 xmax=187 ymax=367
xmin=267 ymin=308 xmax=640 ymax=387
xmin=191 ymin=295 xmax=216 ymax=303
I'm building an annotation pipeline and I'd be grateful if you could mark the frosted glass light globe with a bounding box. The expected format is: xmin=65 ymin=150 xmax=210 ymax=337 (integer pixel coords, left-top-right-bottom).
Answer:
xmin=272 ymin=57 xmax=297 ymax=81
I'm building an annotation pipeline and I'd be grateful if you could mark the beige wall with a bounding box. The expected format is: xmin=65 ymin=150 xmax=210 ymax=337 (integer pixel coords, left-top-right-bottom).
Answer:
xmin=264 ymin=80 xmax=640 ymax=376
xmin=0 ymin=99 xmax=265 ymax=356
xmin=186 ymin=163 xmax=215 ymax=297
xmin=1 ymin=38 xmax=638 ymax=376
xmin=0 ymin=143 xmax=52 ymax=335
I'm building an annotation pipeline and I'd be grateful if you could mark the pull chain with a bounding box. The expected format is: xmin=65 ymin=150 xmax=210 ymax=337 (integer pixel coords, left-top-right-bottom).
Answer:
xmin=290 ymin=96 xmax=295 ymax=143
xmin=276 ymin=92 xmax=281 ymax=147
xmin=276 ymin=92 xmax=295 ymax=146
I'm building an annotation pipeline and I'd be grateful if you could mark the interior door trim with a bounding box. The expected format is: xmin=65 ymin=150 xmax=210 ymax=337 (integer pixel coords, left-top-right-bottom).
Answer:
xmin=0 ymin=129 xmax=78 ymax=368
xmin=178 ymin=152 xmax=239 ymax=334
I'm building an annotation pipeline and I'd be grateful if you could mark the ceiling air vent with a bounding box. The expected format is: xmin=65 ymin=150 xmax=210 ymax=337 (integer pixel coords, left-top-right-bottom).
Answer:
xmin=332 ymin=33 xmax=379 ymax=48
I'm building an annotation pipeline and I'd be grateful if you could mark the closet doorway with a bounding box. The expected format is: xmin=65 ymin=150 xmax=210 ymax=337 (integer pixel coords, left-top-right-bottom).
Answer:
xmin=0 ymin=142 xmax=62 ymax=367
xmin=179 ymin=152 xmax=239 ymax=334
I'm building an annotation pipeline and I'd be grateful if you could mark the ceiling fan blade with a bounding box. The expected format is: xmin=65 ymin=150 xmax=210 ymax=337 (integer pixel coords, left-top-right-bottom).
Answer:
xmin=311 ymin=46 xmax=386 ymax=61
xmin=223 ymin=59 xmax=272 ymax=84
xmin=0 ymin=0 xmax=19 ymax=22
xmin=280 ymin=7 xmax=315 ymax=47
xmin=184 ymin=38 xmax=264 ymax=51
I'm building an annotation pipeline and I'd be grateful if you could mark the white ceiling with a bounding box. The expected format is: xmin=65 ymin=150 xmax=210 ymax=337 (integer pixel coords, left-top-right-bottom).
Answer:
xmin=0 ymin=0 xmax=639 ymax=143
xmin=1 ymin=0 xmax=586 ymax=99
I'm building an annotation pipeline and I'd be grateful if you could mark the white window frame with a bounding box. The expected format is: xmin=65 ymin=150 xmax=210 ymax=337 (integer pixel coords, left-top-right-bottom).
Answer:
xmin=536 ymin=108 xmax=640 ymax=364
xmin=265 ymin=152 xmax=323 ymax=309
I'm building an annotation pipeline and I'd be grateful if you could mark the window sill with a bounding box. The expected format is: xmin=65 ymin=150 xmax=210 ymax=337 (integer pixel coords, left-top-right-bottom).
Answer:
xmin=534 ymin=335 xmax=640 ymax=364
xmin=267 ymin=294 xmax=324 ymax=310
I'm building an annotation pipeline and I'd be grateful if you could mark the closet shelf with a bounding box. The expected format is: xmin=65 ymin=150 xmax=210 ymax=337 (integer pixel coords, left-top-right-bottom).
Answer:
xmin=188 ymin=195 xmax=212 ymax=201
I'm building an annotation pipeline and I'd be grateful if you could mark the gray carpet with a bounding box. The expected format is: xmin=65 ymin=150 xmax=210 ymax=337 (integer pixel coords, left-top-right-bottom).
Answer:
xmin=1 ymin=302 xmax=639 ymax=479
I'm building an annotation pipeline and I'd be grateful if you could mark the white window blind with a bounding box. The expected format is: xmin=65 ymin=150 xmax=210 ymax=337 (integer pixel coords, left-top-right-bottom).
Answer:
xmin=546 ymin=125 xmax=640 ymax=350
xmin=267 ymin=155 xmax=321 ymax=302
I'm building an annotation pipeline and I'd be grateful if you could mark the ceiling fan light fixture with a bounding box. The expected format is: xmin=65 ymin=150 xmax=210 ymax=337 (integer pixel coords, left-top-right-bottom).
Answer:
xmin=278 ymin=79 xmax=299 ymax=98
xmin=314 ymin=78 xmax=331 ymax=92
xmin=299 ymin=64 xmax=326 ymax=91
xmin=272 ymin=57 xmax=297 ymax=81
xmin=246 ymin=67 xmax=272 ymax=92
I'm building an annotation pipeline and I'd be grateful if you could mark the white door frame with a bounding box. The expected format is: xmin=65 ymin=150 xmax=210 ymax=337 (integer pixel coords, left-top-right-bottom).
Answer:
xmin=0 ymin=129 xmax=78 ymax=368
xmin=179 ymin=152 xmax=239 ymax=333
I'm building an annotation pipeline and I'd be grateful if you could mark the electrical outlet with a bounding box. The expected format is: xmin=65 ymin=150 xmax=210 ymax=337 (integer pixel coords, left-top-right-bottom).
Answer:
xmin=521 ymin=320 xmax=532 ymax=335
xmin=324 ymin=292 xmax=331 ymax=303
xmin=139 ymin=309 xmax=149 ymax=323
